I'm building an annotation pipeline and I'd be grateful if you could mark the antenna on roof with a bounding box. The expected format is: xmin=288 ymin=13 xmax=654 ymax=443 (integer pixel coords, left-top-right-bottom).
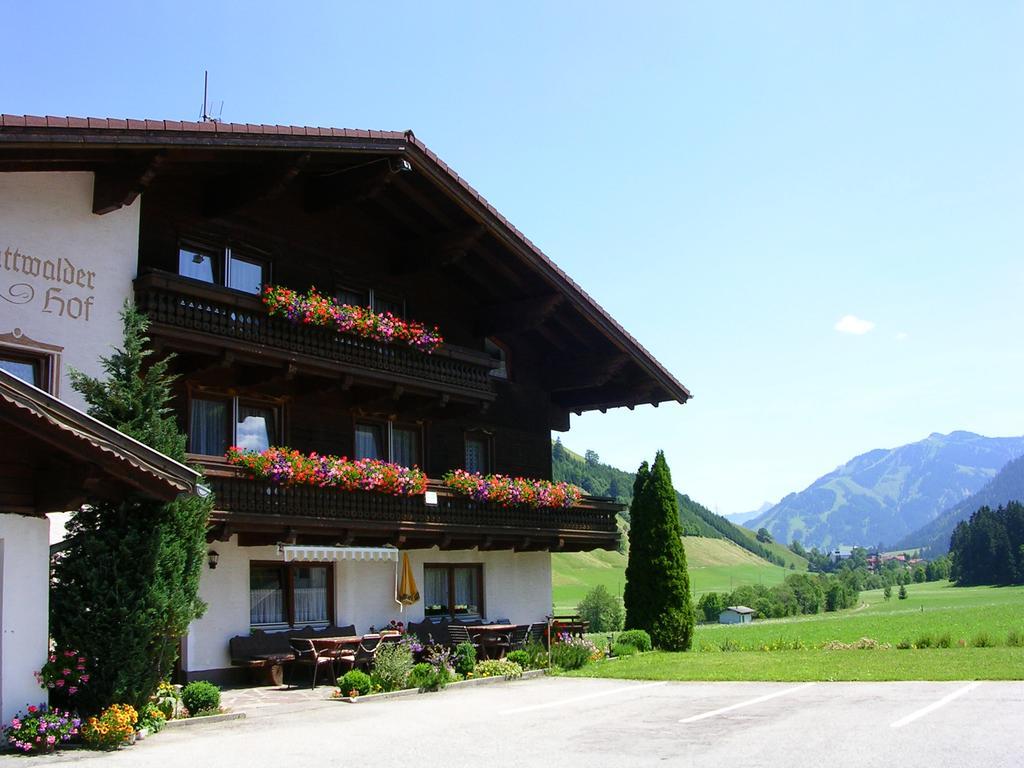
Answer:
xmin=200 ymin=71 xmax=223 ymax=123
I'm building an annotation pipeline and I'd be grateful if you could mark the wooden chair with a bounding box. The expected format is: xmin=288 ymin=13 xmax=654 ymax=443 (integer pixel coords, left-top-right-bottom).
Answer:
xmin=447 ymin=623 xmax=479 ymax=650
xmin=527 ymin=622 xmax=547 ymax=648
xmin=287 ymin=637 xmax=336 ymax=689
xmin=351 ymin=635 xmax=382 ymax=671
xmin=507 ymin=625 xmax=530 ymax=651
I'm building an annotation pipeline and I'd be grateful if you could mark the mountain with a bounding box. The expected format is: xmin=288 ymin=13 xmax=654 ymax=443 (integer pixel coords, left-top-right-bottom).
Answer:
xmin=748 ymin=431 xmax=1024 ymax=550
xmin=726 ymin=502 xmax=773 ymax=526
xmin=897 ymin=454 xmax=1024 ymax=557
xmin=552 ymin=441 xmax=788 ymax=566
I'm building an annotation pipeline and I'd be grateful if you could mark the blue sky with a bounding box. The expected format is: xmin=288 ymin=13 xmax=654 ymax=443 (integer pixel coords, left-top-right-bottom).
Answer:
xmin=4 ymin=2 xmax=1022 ymax=514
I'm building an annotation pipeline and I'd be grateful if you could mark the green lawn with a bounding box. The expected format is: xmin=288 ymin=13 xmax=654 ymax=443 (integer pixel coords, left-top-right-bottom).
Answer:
xmin=564 ymin=648 xmax=1024 ymax=681
xmin=552 ymin=537 xmax=795 ymax=613
xmin=566 ymin=582 xmax=1024 ymax=681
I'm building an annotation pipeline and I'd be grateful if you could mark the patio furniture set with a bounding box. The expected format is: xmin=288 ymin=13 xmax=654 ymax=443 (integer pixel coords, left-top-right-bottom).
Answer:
xmin=229 ymin=620 xmax=549 ymax=689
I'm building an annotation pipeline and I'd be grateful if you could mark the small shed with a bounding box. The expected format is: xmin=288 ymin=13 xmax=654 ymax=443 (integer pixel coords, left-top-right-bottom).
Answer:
xmin=718 ymin=605 xmax=755 ymax=624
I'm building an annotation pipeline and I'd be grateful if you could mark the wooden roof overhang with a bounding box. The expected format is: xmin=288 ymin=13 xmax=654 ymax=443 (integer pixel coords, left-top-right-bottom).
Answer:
xmin=0 ymin=369 xmax=201 ymax=516
xmin=0 ymin=117 xmax=691 ymax=418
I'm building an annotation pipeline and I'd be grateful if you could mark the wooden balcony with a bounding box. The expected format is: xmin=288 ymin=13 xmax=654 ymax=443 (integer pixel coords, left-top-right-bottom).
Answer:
xmin=202 ymin=465 xmax=621 ymax=553
xmin=134 ymin=271 xmax=496 ymax=402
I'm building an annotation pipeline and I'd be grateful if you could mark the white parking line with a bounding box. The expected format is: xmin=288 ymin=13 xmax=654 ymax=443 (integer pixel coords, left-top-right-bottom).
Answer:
xmin=890 ymin=682 xmax=981 ymax=729
xmin=678 ymin=683 xmax=816 ymax=724
xmin=501 ymin=681 xmax=668 ymax=715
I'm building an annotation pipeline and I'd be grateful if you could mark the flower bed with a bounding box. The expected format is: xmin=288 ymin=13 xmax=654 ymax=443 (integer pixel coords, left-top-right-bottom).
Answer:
xmin=441 ymin=470 xmax=583 ymax=509
xmin=227 ymin=447 xmax=428 ymax=495
xmin=262 ymin=285 xmax=443 ymax=353
xmin=4 ymin=705 xmax=80 ymax=754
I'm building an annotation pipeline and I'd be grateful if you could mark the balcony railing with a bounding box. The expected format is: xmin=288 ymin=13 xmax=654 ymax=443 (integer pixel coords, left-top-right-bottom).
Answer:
xmin=134 ymin=271 xmax=496 ymax=400
xmin=203 ymin=466 xmax=621 ymax=551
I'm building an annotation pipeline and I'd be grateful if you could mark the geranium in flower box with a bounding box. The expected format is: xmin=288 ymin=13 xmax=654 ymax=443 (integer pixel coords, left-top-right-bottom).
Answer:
xmin=441 ymin=470 xmax=583 ymax=509
xmin=262 ymin=285 xmax=444 ymax=353
xmin=227 ymin=446 xmax=428 ymax=496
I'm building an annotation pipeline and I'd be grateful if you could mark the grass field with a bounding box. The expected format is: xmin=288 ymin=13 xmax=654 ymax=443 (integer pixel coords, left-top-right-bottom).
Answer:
xmin=565 ymin=582 xmax=1024 ymax=681
xmin=552 ymin=537 xmax=795 ymax=613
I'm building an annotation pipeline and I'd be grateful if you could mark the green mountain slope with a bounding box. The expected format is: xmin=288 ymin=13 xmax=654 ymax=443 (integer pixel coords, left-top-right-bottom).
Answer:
xmin=749 ymin=431 xmax=1024 ymax=549
xmin=551 ymin=536 xmax=794 ymax=611
xmin=552 ymin=440 xmax=788 ymax=566
xmin=898 ymin=454 xmax=1024 ymax=557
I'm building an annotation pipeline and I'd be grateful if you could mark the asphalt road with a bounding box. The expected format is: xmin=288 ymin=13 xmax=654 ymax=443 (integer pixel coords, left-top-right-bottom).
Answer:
xmin=8 ymin=677 xmax=1023 ymax=767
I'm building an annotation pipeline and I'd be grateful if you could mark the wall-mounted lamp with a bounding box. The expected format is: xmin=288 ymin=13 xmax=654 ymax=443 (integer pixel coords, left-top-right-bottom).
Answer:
xmin=207 ymin=549 xmax=220 ymax=570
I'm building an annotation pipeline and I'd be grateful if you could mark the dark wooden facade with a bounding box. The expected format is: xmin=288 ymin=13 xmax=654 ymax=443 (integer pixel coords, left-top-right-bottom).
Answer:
xmin=0 ymin=118 xmax=692 ymax=552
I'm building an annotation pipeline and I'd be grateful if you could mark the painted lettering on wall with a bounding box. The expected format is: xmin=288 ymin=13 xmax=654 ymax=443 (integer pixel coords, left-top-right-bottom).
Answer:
xmin=1 ymin=247 xmax=97 ymax=322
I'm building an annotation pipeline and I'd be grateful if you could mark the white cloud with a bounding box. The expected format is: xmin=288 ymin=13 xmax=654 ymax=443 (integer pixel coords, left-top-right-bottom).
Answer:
xmin=895 ymin=331 xmax=909 ymax=341
xmin=834 ymin=314 xmax=875 ymax=335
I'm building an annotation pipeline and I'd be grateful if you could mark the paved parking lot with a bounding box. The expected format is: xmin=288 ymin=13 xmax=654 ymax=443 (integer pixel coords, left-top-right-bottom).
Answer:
xmin=9 ymin=677 xmax=1022 ymax=767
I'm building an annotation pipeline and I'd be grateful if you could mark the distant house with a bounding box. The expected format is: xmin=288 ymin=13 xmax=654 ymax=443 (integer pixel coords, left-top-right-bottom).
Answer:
xmin=719 ymin=606 xmax=755 ymax=624
xmin=830 ymin=546 xmax=854 ymax=562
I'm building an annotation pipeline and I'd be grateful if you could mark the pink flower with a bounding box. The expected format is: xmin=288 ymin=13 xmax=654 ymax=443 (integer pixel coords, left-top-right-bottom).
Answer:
xmin=48 ymin=655 xmax=56 ymax=663
xmin=11 ymin=718 xmax=20 ymax=729
xmin=55 ymin=679 xmax=64 ymax=688
xmin=61 ymin=668 xmax=71 ymax=676
xmin=68 ymin=686 xmax=78 ymax=695
xmin=80 ymin=675 xmax=89 ymax=683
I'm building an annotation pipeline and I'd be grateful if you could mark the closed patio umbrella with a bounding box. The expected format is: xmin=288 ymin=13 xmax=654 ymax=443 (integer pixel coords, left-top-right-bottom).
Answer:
xmin=395 ymin=552 xmax=420 ymax=609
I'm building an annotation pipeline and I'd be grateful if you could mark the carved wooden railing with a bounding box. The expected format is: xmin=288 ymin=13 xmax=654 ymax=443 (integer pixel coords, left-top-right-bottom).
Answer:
xmin=206 ymin=473 xmax=620 ymax=537
xmin=134 ymin=271 xmax=496 ymax=399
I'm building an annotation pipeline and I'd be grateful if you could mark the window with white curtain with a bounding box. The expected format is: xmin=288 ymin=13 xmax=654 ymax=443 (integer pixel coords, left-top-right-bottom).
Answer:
xmin=423 ymin=564 xmax=482 ymax=619
xmin=249 ymin=563 xmax=332 ymax=627
xmin=355 ymin=422 xmax=421 ymax=467
xmin=190 ymin=397 xmax=279 ymax=456
xmin=464 ymin=432 xmax=490 ymax=474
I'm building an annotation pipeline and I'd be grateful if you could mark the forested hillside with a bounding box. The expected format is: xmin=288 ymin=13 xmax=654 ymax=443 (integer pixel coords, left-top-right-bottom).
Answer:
xmin=552 ymin=440 xmax=788 ymax=566
xmin=900 ymin=454 xmax=1024 ymax=558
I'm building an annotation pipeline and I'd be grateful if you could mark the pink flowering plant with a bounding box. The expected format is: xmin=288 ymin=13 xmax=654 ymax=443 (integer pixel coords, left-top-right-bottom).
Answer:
xmin=441 ymin=469 xmax=584 ymax=509
xmin=262 ymin=285 xmax=444 ymax=353
xmin=227 ymin=446 xmax=428 ymax=496
xmin=4 ymin=704 xmax=80 ymax=754
xmin=35 ymin=647 xmax=89 ymax=702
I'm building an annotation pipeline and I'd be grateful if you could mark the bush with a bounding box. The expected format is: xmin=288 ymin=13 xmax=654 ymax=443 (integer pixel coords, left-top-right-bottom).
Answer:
xmin=181 ymin=681 xmax=220 ymax=716
xmin=972 ymin=632 xmax=994 ymax=648
xmin=473 ymin=660 xmax=523 ymax=679
xmin=408 ymin=662 xmax=452 ymax=692
xmin=506 ymin=650 xmax=530 ymax=669
xmin=370 ymin=642 xmax=414 ymax=692
xmin=82 ymin=704 xmax=137 ymax=749
xmin=523 ymin=641 xmax=548 ymax=669
xmin=612 ymin=642 xmax=638 ymax=657
xmin=576 ymin=585 xmax=625 ymax=633
xmin=453 ymin=641 xmax=478 ymax=676
xmin=1006 ymin=629 xmax=1023 ymax=648
xmin=914 ymin=634 xmax=933 ymax=649
xmin=549 ymin=637 xmax=598 ymax=670
xmin=137 ymin=702 xmax=166 ymax=733
xmin=4 ymin=705 xmax=80 ymax=754
xmin=337 ymin=670 xmax=372 ymax=697
xmin=617 ymin=629 xmax=652 ymax=652
xmin=935 ymin=632 xmax=952 ymax=649
xmin=896 ymin=640 xmax=913 ymax=650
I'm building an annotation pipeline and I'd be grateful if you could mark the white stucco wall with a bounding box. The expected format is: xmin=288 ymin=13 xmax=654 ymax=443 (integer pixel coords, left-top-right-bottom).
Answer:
xmin=185 ymin=537 xmax=552 ymax=673
xmin=0 ymin=172 xmax=140 ymax=411
xmin=0 ymin=514 xmax=50 ymax=724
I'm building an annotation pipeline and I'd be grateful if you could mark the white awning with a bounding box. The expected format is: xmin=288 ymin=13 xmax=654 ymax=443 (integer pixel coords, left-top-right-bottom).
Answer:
xmin=281 ymin=545 xmax=399 ymax=563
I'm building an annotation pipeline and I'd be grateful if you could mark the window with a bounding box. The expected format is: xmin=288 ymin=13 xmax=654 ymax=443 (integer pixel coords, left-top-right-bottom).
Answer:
xmin=355 ymin=420 xmax=422 ymax=467
xmin=178 ymin=243 xmax=268 ymax=295
xmin=423 ymin=564 xmax=483 ymax=619
xmin=464 ymin=431 xmax=492 ymax=474
xmin=0 ymin=352 xmax=42 ymax=387
xmin=250 ymin=563 xmax=332 ymax=627
xmin=484 ymin=338 xmax=508 ymax=380
xmin=373 ymin=293 xmax=404 ymax=317
xmin=189 ymin=396 xmax=279 ymax=456
xmin=336 ymin=286 xmax=369 ymax=308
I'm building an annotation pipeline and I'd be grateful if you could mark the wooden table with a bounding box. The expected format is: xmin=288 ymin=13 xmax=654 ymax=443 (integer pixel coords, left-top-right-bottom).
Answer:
xmin=468 ymin=624 xmax=519 ymax=659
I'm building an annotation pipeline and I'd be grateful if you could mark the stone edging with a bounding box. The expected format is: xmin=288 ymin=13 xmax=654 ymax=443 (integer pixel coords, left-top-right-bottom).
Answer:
xmin=336 ymin=668 xmax=549 ymax=703
xmin=163 ymin=711 xmax=246 ymax=728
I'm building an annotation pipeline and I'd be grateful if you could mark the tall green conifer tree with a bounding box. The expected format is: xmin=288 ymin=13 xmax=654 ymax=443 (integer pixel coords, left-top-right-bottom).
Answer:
xmin=622 ymin=452 xmax=695 ymax=650
xmin=51 ymin=305 xmax=211 ymax=713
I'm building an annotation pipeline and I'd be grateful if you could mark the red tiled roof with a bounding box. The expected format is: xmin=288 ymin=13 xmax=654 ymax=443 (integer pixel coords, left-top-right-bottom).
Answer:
xmin=0 ymin=115 xmax=690 ymax=404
